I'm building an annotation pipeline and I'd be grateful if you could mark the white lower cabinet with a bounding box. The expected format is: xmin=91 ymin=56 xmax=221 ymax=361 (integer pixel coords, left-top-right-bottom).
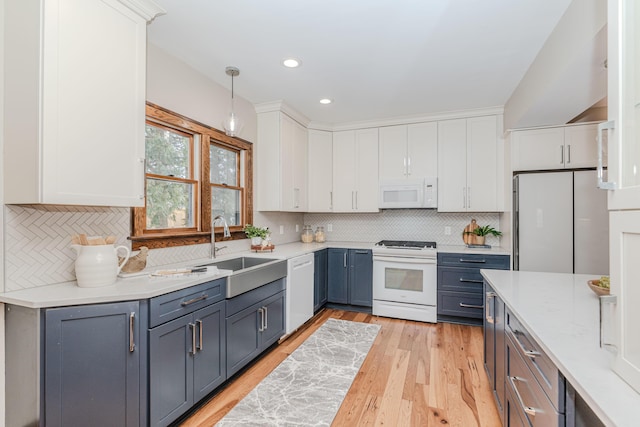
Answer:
xmin=437 ymin=115 xmax=500 ymax=212
xmin=332 ymin=129 xmax=379 ymax=212
xmin=3 ymin=0 xmax=163 ymax=206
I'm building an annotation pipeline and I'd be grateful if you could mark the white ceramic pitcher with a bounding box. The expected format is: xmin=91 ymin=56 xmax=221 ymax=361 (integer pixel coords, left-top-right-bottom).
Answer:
xmin=72 ymin=244 xmax=130 ymax=288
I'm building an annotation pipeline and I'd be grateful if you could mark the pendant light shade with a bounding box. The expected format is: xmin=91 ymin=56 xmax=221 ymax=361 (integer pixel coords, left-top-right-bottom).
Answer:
xmin=223 ymin=66 xmax=242 ymax=137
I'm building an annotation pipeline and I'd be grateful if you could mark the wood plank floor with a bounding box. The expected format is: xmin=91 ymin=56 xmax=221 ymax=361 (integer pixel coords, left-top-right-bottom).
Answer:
xmin=179 ymin=309 xmax=501 ymax=427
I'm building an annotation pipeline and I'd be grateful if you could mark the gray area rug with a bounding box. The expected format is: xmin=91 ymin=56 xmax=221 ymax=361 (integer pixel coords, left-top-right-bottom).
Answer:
xmin=215 ymin=318 xmax=381 ymax=426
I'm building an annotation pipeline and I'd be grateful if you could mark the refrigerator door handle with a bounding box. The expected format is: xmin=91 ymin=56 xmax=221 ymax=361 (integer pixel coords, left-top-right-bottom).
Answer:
xmin=597 ymin=120 xmax=616 ymax=190
xmin=513 ymin=175 xmax=519 ymax=271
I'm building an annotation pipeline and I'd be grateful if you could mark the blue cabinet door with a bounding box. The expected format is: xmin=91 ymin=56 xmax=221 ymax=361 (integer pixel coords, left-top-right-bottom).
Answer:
xmin=45 ymin=301 xmax=141 ymax=427
xmin=314 ymin=249 xmax=328 ymax=311
xmin=349 ymin=249 xmax=373 ymax=307
xmin=193 ymin=301 xmax=226 ymax=403
xmin=327 ymin=248 xmax=349 ymax=304
xmin=149 ymin=314 xmax=194 ymax=427
xmin=226 ymin=303 xmax=262 ymax=377
xmin=260 ymin=291 xmax=285 ymax=348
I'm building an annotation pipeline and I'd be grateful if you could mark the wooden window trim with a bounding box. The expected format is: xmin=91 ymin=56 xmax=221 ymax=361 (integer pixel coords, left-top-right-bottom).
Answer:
xmin=131 ymin=102 xmax=253 ymax=250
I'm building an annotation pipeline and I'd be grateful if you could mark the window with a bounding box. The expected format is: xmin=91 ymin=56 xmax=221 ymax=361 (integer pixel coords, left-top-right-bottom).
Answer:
xmin=131 ymin=103 xmax=253 ymax=249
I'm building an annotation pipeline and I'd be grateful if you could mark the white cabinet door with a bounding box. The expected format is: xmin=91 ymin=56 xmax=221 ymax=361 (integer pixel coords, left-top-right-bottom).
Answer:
xmin=279 ymin=114 xmax=296 ymax=211
xmin=379 ymin=125 xmax=408 ymax=179
xmin=307 ymin=130 xmax=333 ymax=212
xmin=467 ymin=116 xmax=498 ymax=211
xmin=437 ymin=119 xmax=468 ymax=212
xmin=355 ymin=128 xmax=379 ymax=212
xmin=332 ymin=131 xmax=357 ymax=212
xmin=332 ymin=129 xmax=379 ymax=212
xmin=564 ymin=124 xmax=600 ymax=169
xmin=407 ymin=122 xmax=438 ymax=179
xmin=511 ymin=127 xmax=565 ymax=171
xmin=3 ymin=0 xmax=162 ymax=206
xmin=292 ymin=120 xmax=308 ymax=211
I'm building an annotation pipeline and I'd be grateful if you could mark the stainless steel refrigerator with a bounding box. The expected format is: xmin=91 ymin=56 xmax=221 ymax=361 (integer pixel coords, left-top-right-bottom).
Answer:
xmin=514 ymin=170 xmax=609 ymax=275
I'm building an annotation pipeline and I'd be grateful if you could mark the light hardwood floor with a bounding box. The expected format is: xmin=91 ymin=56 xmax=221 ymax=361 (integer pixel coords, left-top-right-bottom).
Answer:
xmin=179 ymin=309 xmax=501 ymax=427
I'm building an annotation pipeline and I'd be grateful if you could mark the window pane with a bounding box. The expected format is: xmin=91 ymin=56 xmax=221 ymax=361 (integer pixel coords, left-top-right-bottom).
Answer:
xmin=146 ymin=124 xmax=191 ymax=178
xmin=146 ymin=179 xmax=195 ymax=229
xmin=211 ymin=187 xmax=241 ymax=226
xmin=210 ymin=145 xmax=238 ymax=185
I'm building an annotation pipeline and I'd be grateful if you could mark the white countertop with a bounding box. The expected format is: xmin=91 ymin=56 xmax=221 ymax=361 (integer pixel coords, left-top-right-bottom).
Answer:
xmin=437 ymin=244 xmax=510 ymax=256
xmin=481 ymin=269 xmax=640 ymax=427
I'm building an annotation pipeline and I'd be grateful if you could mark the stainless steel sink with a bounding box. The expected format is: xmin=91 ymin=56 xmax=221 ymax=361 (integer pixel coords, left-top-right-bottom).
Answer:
xmin=198 ymin=257 xmax=287 ymax=298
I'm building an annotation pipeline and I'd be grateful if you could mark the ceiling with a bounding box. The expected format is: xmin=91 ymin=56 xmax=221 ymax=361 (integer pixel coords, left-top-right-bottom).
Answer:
xmin=147 ymin=0 xmax=573 ymax=126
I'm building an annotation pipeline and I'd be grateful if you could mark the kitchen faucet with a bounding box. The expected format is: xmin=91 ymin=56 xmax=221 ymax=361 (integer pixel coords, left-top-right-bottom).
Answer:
xmin=212 ymin=215 xmax=231 ymax=258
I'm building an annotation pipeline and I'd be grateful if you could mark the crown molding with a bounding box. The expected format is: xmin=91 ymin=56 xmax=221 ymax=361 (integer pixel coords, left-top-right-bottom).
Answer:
xmin=254 ymin=100 xmax=311 ymax=127
xmin=117 ymin=0 xmax=166 ymax=22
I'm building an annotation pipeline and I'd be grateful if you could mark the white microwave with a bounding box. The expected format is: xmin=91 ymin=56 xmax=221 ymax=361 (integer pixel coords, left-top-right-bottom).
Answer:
xmin=379 ymin=177 xmax=437 ymax=209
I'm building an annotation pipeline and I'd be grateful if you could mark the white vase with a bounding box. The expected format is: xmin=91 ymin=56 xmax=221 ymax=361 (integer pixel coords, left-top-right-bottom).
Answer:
xmin=251 ymin=237 xmax=262 ymax=246
xmin=71 ymin=244 xmax=130 ymax=287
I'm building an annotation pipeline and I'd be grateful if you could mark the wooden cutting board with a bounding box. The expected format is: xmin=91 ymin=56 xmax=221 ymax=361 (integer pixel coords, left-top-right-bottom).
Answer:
xmin=462 ymin=219 xmax=479 ymax=245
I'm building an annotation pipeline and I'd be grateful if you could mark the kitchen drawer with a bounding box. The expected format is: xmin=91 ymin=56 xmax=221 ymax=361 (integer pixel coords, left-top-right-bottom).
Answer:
xmin=437 ymin=253 xmax=510 ymax=269
xmin=438 ymin=266 xmax=484 ymax=293
xmin=437 ymin=291 xmax=484 ymax=319
xmin=506 ymin=308 xmax=565 ymax=412
xmin=226 ymin=278 xmax=285 ymax=318
xmin=506 ymin=334 xmax=564 ymax=427
xmin=149 ymin=278 xmax=225 ymax=328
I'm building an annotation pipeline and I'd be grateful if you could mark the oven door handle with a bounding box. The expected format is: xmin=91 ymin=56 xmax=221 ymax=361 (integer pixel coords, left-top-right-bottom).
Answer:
xmin=373 ymin=255 xmax=436 ymax=264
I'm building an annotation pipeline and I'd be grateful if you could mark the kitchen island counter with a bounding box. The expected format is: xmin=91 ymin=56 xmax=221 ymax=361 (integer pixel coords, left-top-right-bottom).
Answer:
xmin=481 ymin=269 xmax=640 ymax=427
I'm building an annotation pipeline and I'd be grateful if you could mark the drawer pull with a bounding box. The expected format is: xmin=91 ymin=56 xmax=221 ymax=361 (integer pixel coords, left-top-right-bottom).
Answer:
xmin=513 ymin=329 xmax=541 ymax=358
xmin=459 ymin=278 xmax=484 ymax=284
xmin=459 ymin=302 xmax=483 ymax=309
xmin=181 ymin=294 xmax=208 ymax=306
xmin=459 ymin=258 xmax=486 ymax=263
xmin=510 ymin=376 xmax=537 ymax=417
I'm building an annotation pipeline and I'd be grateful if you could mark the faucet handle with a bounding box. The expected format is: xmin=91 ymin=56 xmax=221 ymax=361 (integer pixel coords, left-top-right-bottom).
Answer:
xmin=214 ymin=245 xmax=227 ymax=253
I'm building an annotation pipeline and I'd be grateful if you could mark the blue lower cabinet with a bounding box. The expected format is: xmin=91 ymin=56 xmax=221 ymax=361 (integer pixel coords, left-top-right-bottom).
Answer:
xmin=314 ymin=249 xmax=328 ymax=311
xmin=226 ymin=279 xmax=286 ymax=378
xmin=149 ymin=300 xmax=226 ymax=427
xmin=327 ymin=248 xmax=373 ymax=307
xmin=44 ymin=301 xmax=144 ymax=427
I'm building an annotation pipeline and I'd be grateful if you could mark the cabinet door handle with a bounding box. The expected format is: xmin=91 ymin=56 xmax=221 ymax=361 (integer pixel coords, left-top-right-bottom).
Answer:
xmin=459 ymin=258 xmax=486 ymax=263
xmin=509 ymin=376 xmax=537 ymax=417
xmin=343 ymin=253 xmax=348 ymax=268
xmin=263 ymin=306 xmax=268 ymax=329
xmin=181 ymin=294 xmax=208 ymax=306
xmin=403 ymin=157 xmax=407 ymax=175
xmin=597 ymin=120 xmax=616 ymax=189
xmin=189 ymin=323 xmax=197 ymax=355
xmin=459 ymin=278 xmax=484 ymax=284
xmin=407 ymin=157 xmax=411 ymax=175
xmin=355 ymin=191 xmax=358 ymax=210
xmin=485 ymin=292 xmax=495 ymax=324
xmin=512 ymin=329 xmax=541 ymax=358
xmin=330 ymin=191 xmax=333 ymax=210
xmin=258 ymin=308 xmax=265 ymax=332
xmin=599 ymin=294 xmax=617 ymax=351
xmin=567 ymin=144 xmax=571 ymax=164
xmin=467 ymin=187 xmax=471 ymax=209
xmin=129 ymin=312 xmax=135 ymax=353
xmin=196 ymin=319 xmax=203 ymax=351
xmin=560 ymin=145 xmax=564 ymax=164
xmin=462 ymin=187 xmax=466 ymax=208
xmin=351 ymin=191 xmax=355 ymax=210
xmin=459 ymin=302 xmax=483 ymax=309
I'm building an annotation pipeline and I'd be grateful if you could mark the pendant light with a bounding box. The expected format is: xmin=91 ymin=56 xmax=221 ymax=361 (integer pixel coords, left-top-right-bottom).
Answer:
xmin=223 ymin=66 xmax=241 ymax=137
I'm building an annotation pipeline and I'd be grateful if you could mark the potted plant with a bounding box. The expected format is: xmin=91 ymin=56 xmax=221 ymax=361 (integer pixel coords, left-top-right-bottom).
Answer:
xmin=243 ymin=224 xmax=270 ymax=245
xmin=463 ymin=225 xmax=502 ymax=245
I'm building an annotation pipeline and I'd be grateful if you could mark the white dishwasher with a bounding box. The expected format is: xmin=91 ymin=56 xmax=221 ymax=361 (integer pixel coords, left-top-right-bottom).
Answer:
xmin=285 ymin=253 xmax=315 ymax=335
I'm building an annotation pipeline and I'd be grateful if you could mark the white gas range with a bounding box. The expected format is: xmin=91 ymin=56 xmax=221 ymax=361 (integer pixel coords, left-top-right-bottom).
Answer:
xmin=372 ymin=240 xmax=437 ymax=323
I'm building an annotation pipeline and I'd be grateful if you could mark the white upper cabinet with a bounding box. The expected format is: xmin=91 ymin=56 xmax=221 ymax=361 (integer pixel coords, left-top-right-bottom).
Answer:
xmin=379 ymin=122 xmax=437 ymax=180
xmin=3 ymin=0 xmax=164 ymax=206
xmin=332 ymin=129 xmax=379 ymax=212
xmin=511 ymin=123 xmax=601 ymax=171
xmin=307 ymin=130 xmax=333 ymax=212
xmin=257 ymin=111 xmax=308 ymax=212
xmin=437 ymin=116 xmax=499 ymax=212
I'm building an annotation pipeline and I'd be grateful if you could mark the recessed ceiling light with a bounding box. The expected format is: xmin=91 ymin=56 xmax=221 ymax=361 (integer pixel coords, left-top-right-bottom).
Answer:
xmin=319 ymin=98 xmax=332 ymax=105
xmin=282 ymin=58 xmax=301 ymax=68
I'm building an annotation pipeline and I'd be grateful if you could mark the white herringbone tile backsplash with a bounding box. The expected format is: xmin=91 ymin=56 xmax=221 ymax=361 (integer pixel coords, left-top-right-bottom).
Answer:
xmin=304 ymin=210 xmax=501 ymax=246
xmin=4 ymin=204 xmax=501 ymax=292
xmin=4 ymin=205 xmax=130 ymax=291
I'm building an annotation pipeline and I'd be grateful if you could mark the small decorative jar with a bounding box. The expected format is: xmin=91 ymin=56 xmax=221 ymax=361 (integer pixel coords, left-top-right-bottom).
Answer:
xmin=301 ymin=225 xmax=314 ymax=243
xmin=315 ymin=226 xmax=326 ymax=243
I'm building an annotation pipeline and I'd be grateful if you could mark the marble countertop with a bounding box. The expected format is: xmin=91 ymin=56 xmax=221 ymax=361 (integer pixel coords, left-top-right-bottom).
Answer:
xmin=481 ymin=269 xmax=640 ymax=427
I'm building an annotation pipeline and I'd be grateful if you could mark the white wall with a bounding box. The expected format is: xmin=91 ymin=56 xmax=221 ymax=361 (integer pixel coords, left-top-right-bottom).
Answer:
xmin=0 ymin=0 xmax=7 ymax=421
xmin=504 ymin=0 xmax=607 ymax=129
